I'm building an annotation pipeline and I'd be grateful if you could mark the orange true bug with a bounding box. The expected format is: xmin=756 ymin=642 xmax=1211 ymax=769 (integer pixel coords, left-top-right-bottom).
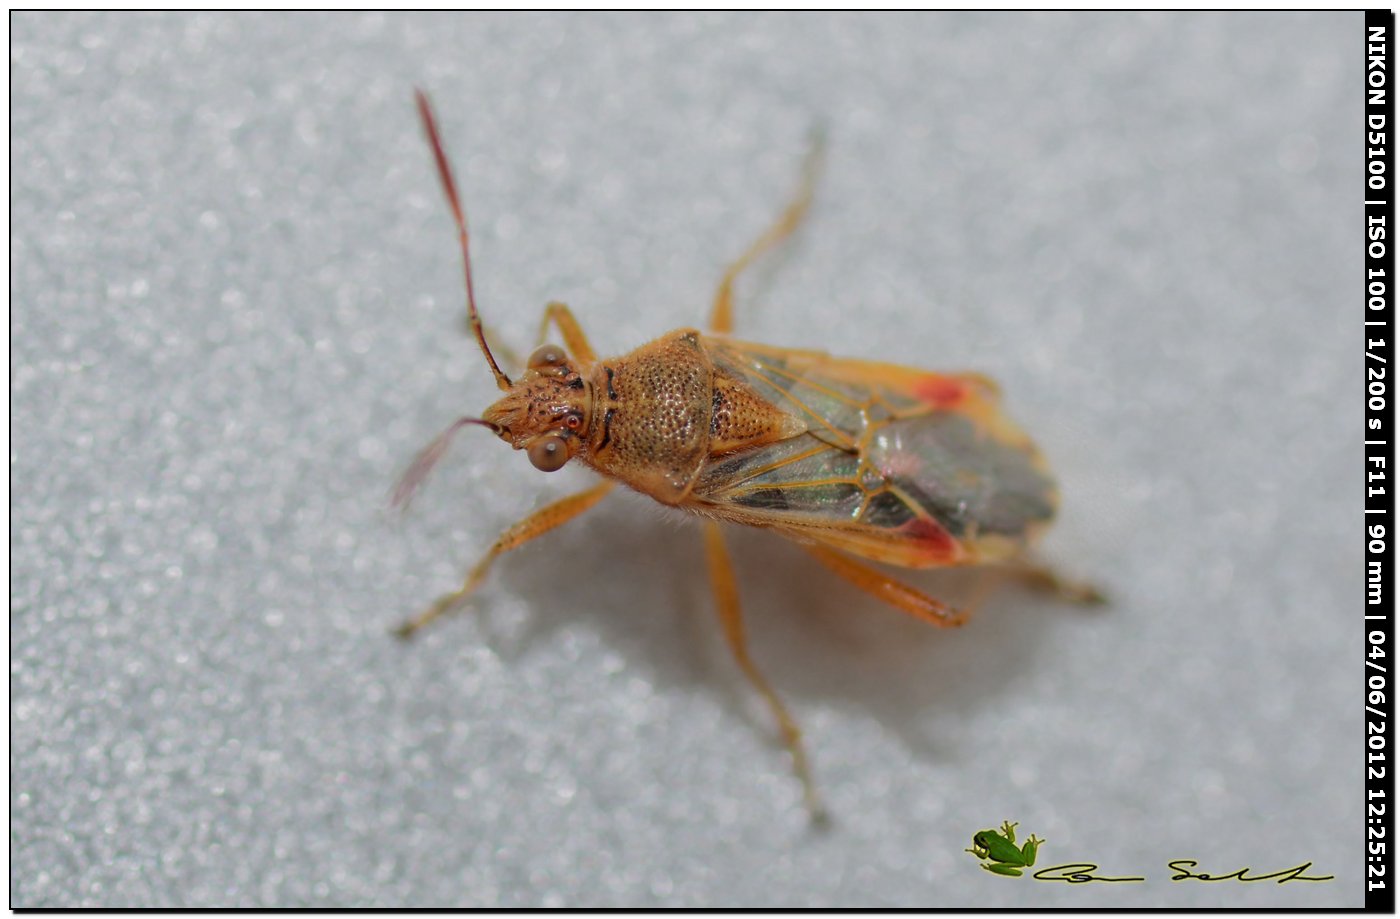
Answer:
xmin=396 ymin=90 xmax=1101 ymax=818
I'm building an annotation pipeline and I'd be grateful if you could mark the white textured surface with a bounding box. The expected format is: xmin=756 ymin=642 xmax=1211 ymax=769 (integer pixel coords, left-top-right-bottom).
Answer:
xmin=12 ymin=12 xmax=1359 ymax=907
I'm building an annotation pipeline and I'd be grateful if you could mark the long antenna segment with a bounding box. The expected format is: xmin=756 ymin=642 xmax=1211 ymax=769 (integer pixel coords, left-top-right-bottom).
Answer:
xmin=415 ymin=89 xmax=512 ymax=392
xmin=391 ymin=415 xmax=503 ymax=509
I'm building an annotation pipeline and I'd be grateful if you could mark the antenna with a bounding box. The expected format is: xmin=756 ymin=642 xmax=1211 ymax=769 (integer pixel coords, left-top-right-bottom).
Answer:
xmin=391 ymin=416 xmax=504 ymax=509
xmin=415 ymin=89 xmax=512 ymax=392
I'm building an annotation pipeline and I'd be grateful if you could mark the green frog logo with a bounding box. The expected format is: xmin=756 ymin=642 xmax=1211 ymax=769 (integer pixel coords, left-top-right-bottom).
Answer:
xmin=965 ymin=821 xmax=1044 ymax=877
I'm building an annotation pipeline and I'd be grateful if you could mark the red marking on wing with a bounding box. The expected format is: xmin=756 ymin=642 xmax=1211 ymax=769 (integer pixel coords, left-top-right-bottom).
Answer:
xmin=913 ymin=375 xmax=968 ymax=409
xmin=901 ymin=516 xmax=960 ymax=563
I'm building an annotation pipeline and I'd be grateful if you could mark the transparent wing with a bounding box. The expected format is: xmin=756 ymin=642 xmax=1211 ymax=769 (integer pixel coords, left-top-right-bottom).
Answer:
xmin=692 ymin=337 xmax=1058 ymax=568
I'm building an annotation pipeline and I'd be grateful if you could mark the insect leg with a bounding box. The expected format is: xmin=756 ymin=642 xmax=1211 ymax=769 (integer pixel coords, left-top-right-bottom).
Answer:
xmin=702 ymin=522 xmax=825 ymax=820
xmin=536 ymin=301 xmax=597 ymax=365
xmin=800 ymin=544 xmax=970 ymax=628
xmin=1005 ymin=562 xmax=1107 ymax=606
xmin=708 ymin=130 xmax=826 ymax=335
xmin=395 ymin=479 xmax=615 ymax=638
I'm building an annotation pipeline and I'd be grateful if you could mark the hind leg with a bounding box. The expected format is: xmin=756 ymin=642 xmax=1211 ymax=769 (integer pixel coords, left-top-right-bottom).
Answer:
xmin=801 ymin=544 xmax=969 ymax=627
xmin=1004 ymin=561 xmax=1107 ymax=606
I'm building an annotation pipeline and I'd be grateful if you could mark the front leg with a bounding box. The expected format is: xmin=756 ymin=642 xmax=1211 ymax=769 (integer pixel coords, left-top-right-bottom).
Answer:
xmin=396 ymin=479 xmax=614 ymax=637
xmin=536 ymin=301 xmax=597 ymax=365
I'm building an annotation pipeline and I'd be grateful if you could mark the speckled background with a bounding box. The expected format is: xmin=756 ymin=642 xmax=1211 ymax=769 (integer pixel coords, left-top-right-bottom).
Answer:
xmin=12 ymin=12 xmax=1361 ymax=907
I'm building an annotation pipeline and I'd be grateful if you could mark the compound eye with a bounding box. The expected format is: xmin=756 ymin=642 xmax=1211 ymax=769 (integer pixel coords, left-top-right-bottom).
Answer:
xmin=526 ymin=434 xmax=570 ymax=472
xmin=528 ymin=344 xmax=568 ymax=376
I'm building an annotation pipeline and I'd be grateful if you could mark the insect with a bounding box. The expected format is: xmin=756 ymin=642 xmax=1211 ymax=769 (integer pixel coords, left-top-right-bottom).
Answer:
xmin=397 ymin=90 xmax=1101 ymax=818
